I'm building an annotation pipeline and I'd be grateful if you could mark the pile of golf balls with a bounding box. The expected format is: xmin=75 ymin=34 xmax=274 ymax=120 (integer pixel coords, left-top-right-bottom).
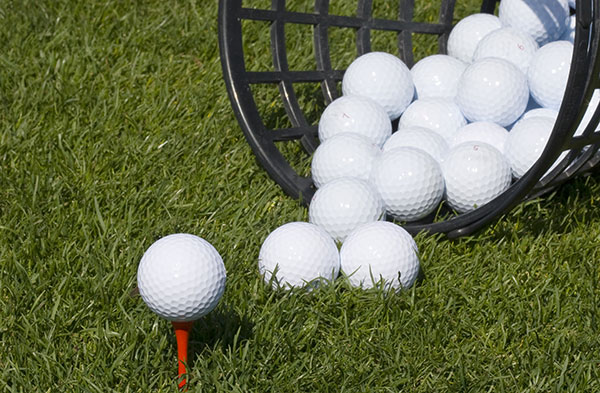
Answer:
xmin=255 ymin=0 xmax=588 ymax=292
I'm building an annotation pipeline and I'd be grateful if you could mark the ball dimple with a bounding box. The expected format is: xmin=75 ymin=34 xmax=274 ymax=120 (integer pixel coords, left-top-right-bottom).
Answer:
xmin=137 ymin=234 xmax=227 ymax=322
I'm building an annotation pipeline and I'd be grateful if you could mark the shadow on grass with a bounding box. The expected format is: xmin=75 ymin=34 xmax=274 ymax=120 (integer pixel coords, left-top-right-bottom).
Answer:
xmin=187 ymin=306 xmax=254 ymax=361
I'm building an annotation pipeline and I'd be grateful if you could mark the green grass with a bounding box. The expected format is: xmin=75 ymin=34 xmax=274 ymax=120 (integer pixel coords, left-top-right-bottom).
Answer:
xmin=1 ymin=0 xmax=599 ymax=392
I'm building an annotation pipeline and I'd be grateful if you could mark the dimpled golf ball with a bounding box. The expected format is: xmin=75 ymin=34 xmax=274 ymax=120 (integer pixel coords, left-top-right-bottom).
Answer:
xmin=309 ymin=178 xmax=384 ymax=242
xmin=442 ymin=143 xmax=512 ymax=213
xmin=521 ymin=108 xmax=559 ymax=122
xmin=318 ymin=95 xmax=392 ymax=146
xmin=456 ymin=57 xmax=529 ymax=127
xmin=450 ymin=122 xmax=509 ymax=153
xmin=499 ymin=0 xmax=569 ymax=46
xmin=560 ymin=14 xmax=576 ymax=43
xmin=258 ymin=222 xmax=339 ymax=290
xmin=383 ymin=126 xmax=449 ymax=163
xmin=472 ymin=27 xmax=539 ymax=74
xmin=370 ymin=147 xmax=445 ymax=221
xmin=504 ymin=116 xmax=555 ymax=178
xmin=447 ymin=13 xmax=502 ymax=63
xmin=340 ymin=221 xmax=419 ymax=290
xmin=528 ymin=41 xmax=573 ymax=111
xmin=399 ymin=98 xmax=467 ymax=143
xmin=137 ymin=234 xmax=226 ymax=322
xmin=311 ymin=133 xmax=381 ymax=188
xmin=410 ymin=54 xmax=467 ymax=99
xmin=342 ymin=52 xmax=414 ymax=120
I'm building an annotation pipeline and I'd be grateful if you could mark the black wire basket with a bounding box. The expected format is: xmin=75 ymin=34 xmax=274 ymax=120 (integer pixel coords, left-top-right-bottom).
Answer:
xmin=219 ymin=0 xmax=600 ymax=238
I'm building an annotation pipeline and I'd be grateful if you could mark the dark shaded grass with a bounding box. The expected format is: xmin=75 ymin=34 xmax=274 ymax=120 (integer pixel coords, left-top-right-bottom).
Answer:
xmin=0 ymin=1 xmax=599 ymax=392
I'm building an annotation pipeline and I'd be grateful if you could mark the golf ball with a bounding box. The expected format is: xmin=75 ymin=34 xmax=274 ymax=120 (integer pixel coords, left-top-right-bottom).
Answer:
xmin=370 ymin=147 xmax=445 ymax=221
xmin=258 ymin=222 xmax=339 ymax=289
xmin=340 ymin=221 xmax=419 ymax=290
xmin=528 ymin=41 xmax=573 ymax=111
xmin=499 ymin=0 xmax=569 ymax=46
xmin=137 ymin=234 xmax=226 ymax=322
xmin=450 ymin=122 xmax=509 ymax=154
xmin=399 ymin=98 xmax=467 ymax=143
xmin=383 ymin=126 xmax=449 ymax=164
xmin=309 ymin=177 xmax=384 ymax=243
xmin=410 ymin=54 xmax=467 ymax=99
xmin=311 ymin=133 xmax=381 ymax=188
xmin=472 ymin=27 xmax=539 ymax=74
xmin=318 ymin=95 xmax=392 ymax=146
xmin=456 ymin=57 xmax=529 ymax=127
xmin=342 ymin=52 xmax=414 ymax=120
xmin=447 ymin=13 xmax=502 ymax=63
xmin=521 ymin=108 xmax=559 ymax=122
xmin=504 ymin=116 xmax=555 ymax=179
xmin=441 ymin=142 xmax=512 ymax=213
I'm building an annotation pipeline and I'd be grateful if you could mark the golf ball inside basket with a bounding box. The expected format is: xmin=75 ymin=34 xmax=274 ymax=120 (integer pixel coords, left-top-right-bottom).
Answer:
xmin=137 ymin=234 xmax=227 ymax=322
xmin=309 ymin=177 xmax=384 ymax=243
xmin=311 ymin=133 xmax=381 ymax=188
xmin=383 ymin=126 xmax=449 ymax=164
xmin=450 ymin=122 xmax=509 ymax=153
xmin=499 ymin=0 xmax=569 ymax=46
xmin=318 ymin=95 xmax=392 ymax=146
xmin=410 ymin=54 xmax=467 ymax=99
xmin=472 ymin=27 xmax=539 ymax=74
xmin=528 ymin=40 xmax=573 ymax=111
xmin=441 ymin=142 xmax=512 ymax=213
xmin=340 ymin=221 xmax=420 ymax=290
xmin=370 ymin=147 xmax=445 ymax=221
xmin=456 ymin=57 xmax=529 ymax=127
xmin=258 ymin=222 xmax=339 ymax=289
xmin=447 ymin=13 xmax=502 ymax=63
xmin=342 ymin=52 xmax=414 ymax=120
xmin=399 ymin=98 xmax=467 ymax=143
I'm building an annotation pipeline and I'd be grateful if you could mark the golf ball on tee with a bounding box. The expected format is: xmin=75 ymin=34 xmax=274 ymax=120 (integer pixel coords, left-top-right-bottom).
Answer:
xmin=399 ymin=98 xmax=467 ymax=143
xmin=450 ymin=122 xmax=509 ymax=153
xmin=342 ymin=52 xmax=414 ymax=120
xmin=456 ymin=57 xmax=529 ymax=127
xmin=528 ymin=41 xmax=573 ymax=112
xmin=499 ymin=0 xmax=569 ymax=46
xmin=258 ymin=222 xmax=339 ymax=290
xmin=447 ymin=13 xmax=502 ymax=63
xmin=137 ymin=234 xmax=227 ymax=322
xmin=383 ymin=126 xmax=449 ymax=164
xmin=410 ymin=54 xmax=467 ymax=99
xmin=472 ymin=27 xmax=539 ymax=74
xmin=309 ymin=177 xmax=384 ymax=243
xmin=370 ymin=147 xmax=445 ymax=222
xmin=340 ymin=221 xmax=420 ymax=290
xmin=311 ymin=133 xmax=381 ymax=188
xmin=441 ymin=142 xmax=512 ymax=214
xmin=318 ymin=95 xmax=392 ymax=146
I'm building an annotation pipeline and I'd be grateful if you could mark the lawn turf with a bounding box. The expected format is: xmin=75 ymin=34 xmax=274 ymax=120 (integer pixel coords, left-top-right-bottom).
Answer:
xmin=0 ymin=0 xmax=599 ymax=392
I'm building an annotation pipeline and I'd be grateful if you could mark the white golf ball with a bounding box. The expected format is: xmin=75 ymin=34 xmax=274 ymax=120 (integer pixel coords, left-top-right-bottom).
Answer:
xmin=560 ymin=14 xmax=576 ymax=43
xmin=499 ymin=0 xmax=569 ymax=46
xmin=456 ymin=57 xmax=529 ymax=127
xmin=258 ymin=222 xmax=339 ymax=290
xmin=410 ymin=54 xmax=467 ymax=99
xmin=370 ymin=147 xmax=445 ymax=221
xmin=342 ymin=52 xmax=415 ymax=120
xmin=521 ymin=108 xmax=559 ymax=122
xmin=504 ymin=116 xmax=556 ymax=179
xmin=528 ymin=41 xmax=573 ymax=111
xmin=311 ymin=133 xmax=381 ymax=188
xmin=450 ymin=122 xmax=509 ymax=153
xmin=137 ymin=234 xmax=226 ymax=322
xmin=399 ymin=98 xmax=467 ymax=143
xmin=472 ymin=27 xmax=539 ymax=74
xmin=383 ymin=126 xmax=449 ymax=164
xmin=309 ymin=178 xmax=384 ymax=243
xmin=318 ymin=95 xmax=392 ymax=146
xmin=441 ymin=143 xmax=512 ymax=213
xmin=447 ymin=13 xmax=502 ymax=63
xmin=340 ymin=221 xmax=419 ymax=290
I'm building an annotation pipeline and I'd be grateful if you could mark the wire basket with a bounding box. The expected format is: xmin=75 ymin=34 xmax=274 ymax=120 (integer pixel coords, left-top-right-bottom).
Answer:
xmin=218 ymin=0 xmax=600 ymax=238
